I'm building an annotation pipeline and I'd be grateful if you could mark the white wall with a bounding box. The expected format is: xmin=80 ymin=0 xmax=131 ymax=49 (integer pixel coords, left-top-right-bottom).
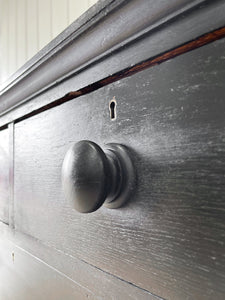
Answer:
xmin=0 ymin=0 xmax=98 ymax=84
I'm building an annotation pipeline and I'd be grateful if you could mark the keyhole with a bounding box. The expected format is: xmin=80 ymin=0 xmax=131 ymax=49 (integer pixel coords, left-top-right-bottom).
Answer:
xmin=109 ymin=100 xmax=116 ymax=120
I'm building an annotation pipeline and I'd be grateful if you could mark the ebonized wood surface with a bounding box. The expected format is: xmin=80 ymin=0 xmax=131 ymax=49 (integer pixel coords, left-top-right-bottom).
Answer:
xmin=0 ymin=0 xmax=225 ymax=127
xmin=0 ymin=224 xmax=157 ymax=300
xmin=13 ymin=37 xmax=225 ymax=300
xmin=0 ymin=238 xmax=95 ymax=300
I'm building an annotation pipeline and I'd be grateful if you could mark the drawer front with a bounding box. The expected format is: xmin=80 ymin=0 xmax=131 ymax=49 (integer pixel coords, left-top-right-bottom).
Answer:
xmin=14 ymin=38 xmax=225 ymax=299
xmin=0 ymin=238 xmax=94 ymax=300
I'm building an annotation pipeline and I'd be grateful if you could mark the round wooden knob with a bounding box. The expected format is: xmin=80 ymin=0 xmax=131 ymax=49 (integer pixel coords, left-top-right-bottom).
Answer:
xmin=62 ymin=140 xmax=135 ymax=213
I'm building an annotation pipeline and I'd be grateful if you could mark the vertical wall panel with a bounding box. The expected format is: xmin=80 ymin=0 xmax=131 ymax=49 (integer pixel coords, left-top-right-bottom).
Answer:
xmin=38 ymin=0 xmax=52 ymax=50
xmin=52 ymin=0 xmax=68 ymax=38
xmin=0 ymin=0 xmax=9 ymax=84
xmin=68 ymin=0 xmax=88 ymax=25
xmin=8 ymin=0 xmax=17 ymax=77
xmin=0 ymin=0 xmax=98 ymax=84
xmin=27 ymin=0 xmax=38 ymax=60
xmin=17 ymin=0 xmax=27 ymax=69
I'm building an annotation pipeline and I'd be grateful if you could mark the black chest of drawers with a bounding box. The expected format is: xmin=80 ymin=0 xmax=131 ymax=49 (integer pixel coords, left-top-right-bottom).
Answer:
xmin=0 ymin=1 xmax=225 ymax=299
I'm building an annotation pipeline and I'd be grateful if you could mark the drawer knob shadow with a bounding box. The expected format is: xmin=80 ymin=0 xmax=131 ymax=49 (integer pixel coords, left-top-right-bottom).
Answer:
xmin=62 ymin=140 xmax=135 ymax=213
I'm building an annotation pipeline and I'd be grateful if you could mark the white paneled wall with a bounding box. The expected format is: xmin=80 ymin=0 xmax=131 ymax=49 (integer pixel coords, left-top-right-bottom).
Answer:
xmin=0 ymin=0 xmax=98 ymax=84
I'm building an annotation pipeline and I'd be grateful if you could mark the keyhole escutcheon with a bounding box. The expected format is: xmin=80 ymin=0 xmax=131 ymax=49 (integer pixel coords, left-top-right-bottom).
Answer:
xmin=109 ymin=99 xmax=117 ymax=120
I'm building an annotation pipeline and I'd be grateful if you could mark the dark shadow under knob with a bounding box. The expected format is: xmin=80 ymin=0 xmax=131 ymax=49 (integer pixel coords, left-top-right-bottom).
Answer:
xmin=62 ymin=140 xmax=135 ymax=213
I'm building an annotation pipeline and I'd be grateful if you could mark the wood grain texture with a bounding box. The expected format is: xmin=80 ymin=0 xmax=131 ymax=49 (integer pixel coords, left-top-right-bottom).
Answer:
xmin=0 ymin=238 xmax=95 ymax=300
xmin=14 ymin=38 xmax=225 ymax=299
xmin=0 ymin=222 xmax=159 ymax=300
xmin=0 ymin=128 xmax=9 ymax=224
xmin=2 ymin=0 xmax=225 ymax=123
xmin=12 ymin=25 xmax=225 ymax=126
